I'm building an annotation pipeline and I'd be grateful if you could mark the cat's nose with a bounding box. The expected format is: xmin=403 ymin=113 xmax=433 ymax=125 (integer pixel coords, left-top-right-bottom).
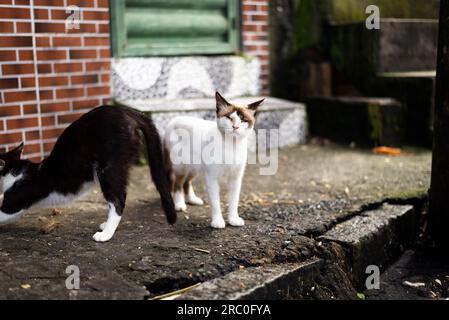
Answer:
xmin=232 ymin=124 xmax=240 ymax=130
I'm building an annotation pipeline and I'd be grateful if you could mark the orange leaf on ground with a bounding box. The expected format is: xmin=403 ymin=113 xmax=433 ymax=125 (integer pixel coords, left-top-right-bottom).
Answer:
xmin=373 ymin=146 xmax=402 ymax=156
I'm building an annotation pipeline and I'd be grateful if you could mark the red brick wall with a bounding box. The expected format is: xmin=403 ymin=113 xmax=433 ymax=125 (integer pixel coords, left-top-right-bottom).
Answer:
xmin=0 ymin=0 xmax=111 ymax=161
xmin=0 ymin=1 xmax=270 ymax=160
xmin=242 ymin=0 xmax=270 ymax=93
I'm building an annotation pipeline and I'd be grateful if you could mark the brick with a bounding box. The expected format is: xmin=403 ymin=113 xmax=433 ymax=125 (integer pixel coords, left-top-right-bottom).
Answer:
xmin=66 ymin=0 xmax=95 ymax=7
xmin=23 ymin=104 xmax=38 ymax=114
xmin=0 ymin=0 xmax=12 ymax=4
xmin=34 ymin=8 xmax=49 ymax=20
xmin=39 ymin=75 xmax=69 ymax=87
xmin=0 ymin=105 xmax=20 ymax=117
xmin=36 ymin=37 xmax=51 ymax=47
xmin=71 ymin=74 xmax=98 ymax=85
xmin=2 ymin=63 xmax=34 ymax=75
xmin=72 ymin=99 xmax=99 ymax=110
xmin=56 ymin=88 xmax=84 ymax=99
xmin=83 ymin=11 xmax=109 ymax=20
xmin=35 ymin=22 xmax=67 ymax=33
xmin=100 ymin=73 xmax=110 ymax=84
xmin=15 ymin=0 xmax=30 ymax=4
xmin=7 ymin=117 xmax=39 ymax=130
xmin=20 ymin=77 xmax=36 ymax=88
xmin=41 ymin=115 xmax=55 ymax=127
xmin=34 ymin=0 xmax=64 ymax=6
xmin=42 ymin=128 xmax=65 ymax=140
xmin=243 ymin=5 xmax=258 ymax=11
xmin=0 ymin=21 xmax=14 ymax=33
xmin=63 ymin=23 xmax=97 ymax=34
xmin=58 ymin=112 xmax=83 ymax=124
xmin=0 ymin=50 xmax=16 ymax=61
xmin=18 ymin=50 xmax=34 ymax=61
xmin=0 ymin=7 xmax=30 ymax=19
xmin=39 ymin=90 xmax=54 ymax=100
xmin=0 ymin=36 xmax=32 ymax=47
xmin=85 ymin=61 xmax=110 ymax=71
xmin=97 ymin=0 xmax=108 ymax=8
xmin=50 ymin=9 xmax=71 ymax=20
xmin=25 ymin=130 xmax=41 ymax=141
xmin=53 ymin=36 xmax=82 ymax=47
xmin=37 ymin=63 xmax=52 ymax=73
xmin=0 ymin=78 xmax=19 ymax=89
xmin=37 ymin=50 xmax=67 ymax=61
xmin=0 ymin=132 xmax=23 ymax=144
xmin=16 ymin=22 xmax=32 ymax=33
xmin=54 ymin=62 xmax=82 ymax=73
xmin=98 ymin=23 xmax=110 ymax=33
xmin=69 ymin=49 xmax=97 ymax=59
xmin=98 ymin=48 xmax=110 ymax=58
xmin=3 ymin=90 xmax=36 ymax=104
xmin=41 ymin=102 xmax=70 ymax=113
xmin=87 ymin=85 xmax=110 ymax=96
xmin=84 ymin=36 xmax=110 ymax=46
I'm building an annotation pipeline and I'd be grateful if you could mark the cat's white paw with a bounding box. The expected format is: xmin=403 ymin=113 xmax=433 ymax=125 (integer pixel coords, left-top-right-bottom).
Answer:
xmin=93 ymin=231 xmax=113 ymax=242
xmin=211 ymin=218 xmax=226 ymax=229
xmin=99 ymin=222 xmax=107 ymax=231
xmin=174 ymin=201 xmax=187 ymax=212
xmin=187 ymin=196 xmax=204 ymax=206
xmin=229 ymin=216 xmax=245 ymax=227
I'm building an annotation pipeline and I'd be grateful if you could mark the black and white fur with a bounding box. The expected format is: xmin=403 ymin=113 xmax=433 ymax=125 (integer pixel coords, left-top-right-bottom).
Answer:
xmin=0 ymin=105 xmax=176 ymax=242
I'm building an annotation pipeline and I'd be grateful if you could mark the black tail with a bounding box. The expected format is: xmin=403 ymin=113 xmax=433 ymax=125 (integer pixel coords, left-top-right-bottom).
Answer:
xmin=137 ymin=115 xmax=177 ymax=224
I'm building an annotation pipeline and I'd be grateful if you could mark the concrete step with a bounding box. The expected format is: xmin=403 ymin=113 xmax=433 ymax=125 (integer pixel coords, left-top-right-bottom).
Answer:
xmin=118 ymin=96 xmax=308 ymax=149
xmin=173 ymin=203 xmax=420 ymax=300
xmin=330 ymin=19 xmax=438 ymax=77
xmin=304 ymin=96 xmax=405 ymax=147
xmin=318 ymin=204 xmax=419 ymax=290
xmin=375 ymin=72 xmax=435 ymax=147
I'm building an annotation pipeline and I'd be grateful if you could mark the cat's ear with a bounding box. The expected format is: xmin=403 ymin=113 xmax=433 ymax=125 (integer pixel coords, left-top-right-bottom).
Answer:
xmin=247 ymin=98 xmax=265 ymax=116
xmin=215 ymin=92 xmax=230 ymax=113
xmin=6 ymin=142 xmax=24 ymax=160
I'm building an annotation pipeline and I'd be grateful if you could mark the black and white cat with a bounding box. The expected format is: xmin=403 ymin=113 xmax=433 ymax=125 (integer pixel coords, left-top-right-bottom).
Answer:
xmin=0 ymin=105 xmax=176 ymax=242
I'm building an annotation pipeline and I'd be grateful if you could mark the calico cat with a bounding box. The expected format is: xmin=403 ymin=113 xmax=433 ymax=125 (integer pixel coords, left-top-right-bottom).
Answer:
xmin=0 ymin=105 xmax=176 ymax=242
xmin=164 ymin=92 xmax=264 ymax=229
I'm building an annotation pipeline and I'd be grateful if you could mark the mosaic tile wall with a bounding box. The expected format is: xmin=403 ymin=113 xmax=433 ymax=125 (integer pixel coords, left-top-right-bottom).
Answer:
xmin=112 ymin=56 xmax=261 ymax=101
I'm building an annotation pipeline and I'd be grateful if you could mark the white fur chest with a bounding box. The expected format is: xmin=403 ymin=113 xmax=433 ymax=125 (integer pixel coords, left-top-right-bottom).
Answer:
xmin=1 ymin=173 xmax=23 ymax=193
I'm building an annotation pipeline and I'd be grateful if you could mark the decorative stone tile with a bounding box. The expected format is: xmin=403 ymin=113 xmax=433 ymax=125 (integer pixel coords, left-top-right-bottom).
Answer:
xmin=112 ymin=56 xmax=260 ymax=101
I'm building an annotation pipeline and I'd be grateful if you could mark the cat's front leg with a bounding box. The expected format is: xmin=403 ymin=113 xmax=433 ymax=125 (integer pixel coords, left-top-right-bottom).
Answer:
xmin=93 ymin=203 xmax=122 ymax=242
xmin=227 ymin=173 xmax=245 ymax=227
xmin=205 ymin=176 xmax=225 ymax=228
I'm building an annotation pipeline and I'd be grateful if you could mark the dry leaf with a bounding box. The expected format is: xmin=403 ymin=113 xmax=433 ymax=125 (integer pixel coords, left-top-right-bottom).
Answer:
xmin=20 ymin=284 xmax=31 ymax=289
xmin=38 ymin=216 xmax=59 ymax=234
xmin=51 ymin=208 xmax=62 ymax=216
xmin=373 ymin=146 xmax=402 ymax=156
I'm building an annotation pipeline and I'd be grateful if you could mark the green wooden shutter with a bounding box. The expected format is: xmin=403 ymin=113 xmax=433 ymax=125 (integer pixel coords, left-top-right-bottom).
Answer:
xmin=110 ymin=0 xmax=240 ymax=57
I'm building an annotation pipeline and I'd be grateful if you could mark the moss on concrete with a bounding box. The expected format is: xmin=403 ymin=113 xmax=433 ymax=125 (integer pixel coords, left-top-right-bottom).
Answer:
xmin=368 ymin=103 xmax=383 ymax=142
xmin=328 ymin=0 xmax=439 ymax=24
